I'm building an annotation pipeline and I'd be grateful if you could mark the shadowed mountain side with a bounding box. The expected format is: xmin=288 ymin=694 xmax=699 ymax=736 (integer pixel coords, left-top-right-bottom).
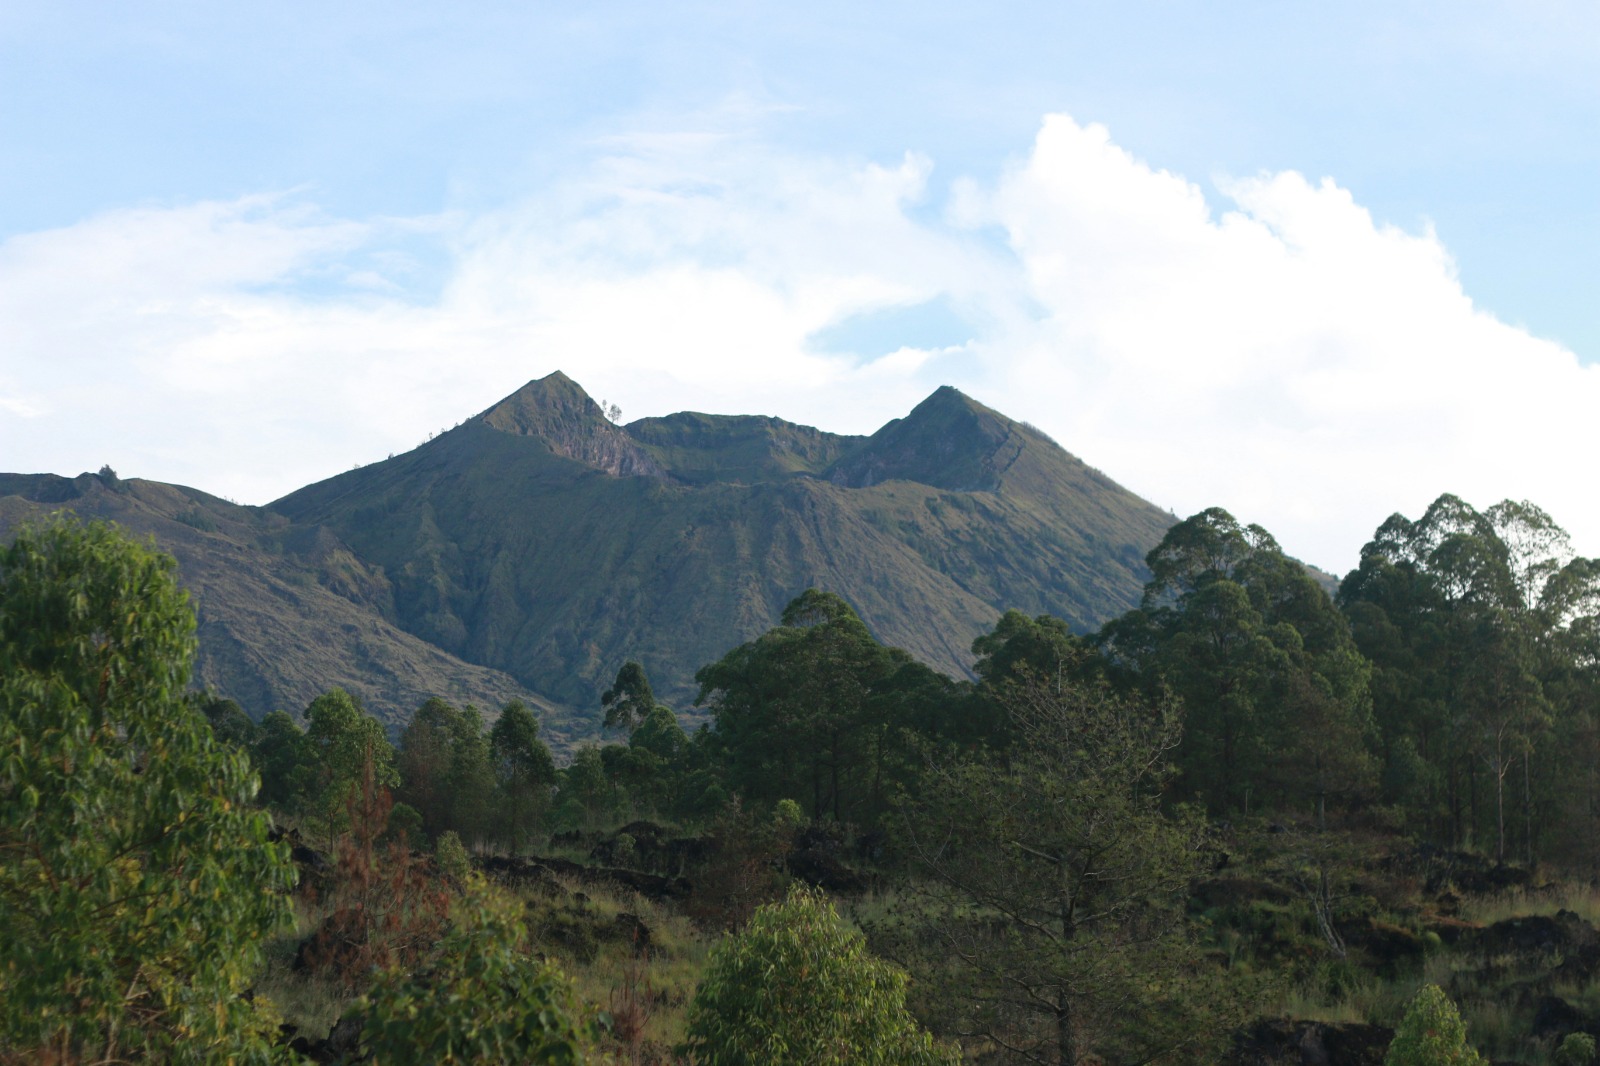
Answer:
xmin=0 ymin=473 xmax=575 ymax=750
xmin=624 ymin=411 xmax=864 ymax=485
xmin=271 ymin=373 xmax=1176 ymax=717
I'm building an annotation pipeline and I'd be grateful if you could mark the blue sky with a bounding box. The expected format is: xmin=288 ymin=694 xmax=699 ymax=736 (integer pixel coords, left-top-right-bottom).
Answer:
xmin=2 ymin=2 xmax=1597 ymax=571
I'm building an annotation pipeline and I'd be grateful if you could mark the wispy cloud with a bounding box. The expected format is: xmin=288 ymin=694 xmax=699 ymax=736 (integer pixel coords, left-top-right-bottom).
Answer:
xmin=2 ymin=113 xmax=1593 ymax=572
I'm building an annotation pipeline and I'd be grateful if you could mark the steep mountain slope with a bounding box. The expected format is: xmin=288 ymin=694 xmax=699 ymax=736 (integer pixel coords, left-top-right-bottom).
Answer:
xmin=0 ymin=472 xmax=573 ymax=744
xmin=271 ymin=372 xmax=1175 ymax=719
xmin=2 ymin=373 xmax=1177 ymax=736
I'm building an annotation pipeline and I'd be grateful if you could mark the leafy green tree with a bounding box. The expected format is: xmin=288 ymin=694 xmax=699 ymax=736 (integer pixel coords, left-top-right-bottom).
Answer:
xmin=1341 ymin=495 xmax=1598 ymax=857
xmin=696 ymin=589 xmax=957 ymax=825
xmin=446 ymin=704 xmax=496 ymax=844
xmin=554 ymin=745 xmax=618 ymax=831
xmin=192 ymin=690 xmax=261 ymax=751
xmin=434 ymin=829 xmax=471 ymax=882
xmin=602 ymin=660 xmax=658 ymax=731
xmin=252 ymin=709 xmax=313 ymax=813
xmin=974 ymin=610 xmax=1094 ymax=694
xmin=682 ymin=884 xmax=957 ymax=1066
xmin=631 ymin=701 xmax=690 ymax=761
xmin=1557 ymin=1033 xmax=1597 ymax=1066
xmin=0 ymin=516 xmax=296 ymax=1062
xmin=1383 ymin=984 xmax=1484 ymax=1066
xmin=395 ymin=697 xmax=495 ymax=845
xmin=305 ymin=687 xmax=397 ymax=852
xmin=489 ymin=698 xmax=556 ymax=851
xmin=1101 ymin=508 xmax=1375 ymax=816
xmin=600 ymin=701 xmax=704 ymax=819
xmin=360 ymin=881 xmax=600 ymax=1065
xmin=396 ymin=696 xmax=458 ymax=836
xmin=897 ymin=662 xmax=1236 ymax=1066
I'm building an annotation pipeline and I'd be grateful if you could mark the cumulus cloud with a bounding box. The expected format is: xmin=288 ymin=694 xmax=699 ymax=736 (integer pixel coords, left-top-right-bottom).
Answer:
xmin=2 ymin=112 xmax=1594 ymax=572
xmin=966 ymin=116 xmax=1600 ymax=569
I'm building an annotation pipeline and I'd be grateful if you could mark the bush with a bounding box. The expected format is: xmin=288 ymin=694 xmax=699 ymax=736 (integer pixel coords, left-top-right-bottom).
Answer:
xmin=1558 ymin=1033 xmax=1597 ymax=1066
xmin=682 ymin=884 xmax=957 ymax=1066
xmin=1384 ymin=985 xmax=1485 ymax=1066
xmin=360 ymin=883 xmax=600 ymax=1064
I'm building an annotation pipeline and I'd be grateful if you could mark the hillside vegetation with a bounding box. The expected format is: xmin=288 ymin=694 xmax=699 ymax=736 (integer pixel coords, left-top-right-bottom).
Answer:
xmin=8 ymin=491 xmax=1600 ymax=1064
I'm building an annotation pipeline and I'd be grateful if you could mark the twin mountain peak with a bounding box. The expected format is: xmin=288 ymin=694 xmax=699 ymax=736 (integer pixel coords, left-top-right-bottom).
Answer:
xmin=2 ymin=372 xmax=1174 ymax=742
xmin=451 ymin=370 xmax=1077 ymax=493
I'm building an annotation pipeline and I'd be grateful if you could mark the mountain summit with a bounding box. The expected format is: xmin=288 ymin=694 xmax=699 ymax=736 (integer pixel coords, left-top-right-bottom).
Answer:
xmin=477 ymin=372 xmax=666 ymax=478
xmin=827 ymin=385 xmax=1032 ymax=491
xmin=1 ymin=373 xmax=1175 ymax=734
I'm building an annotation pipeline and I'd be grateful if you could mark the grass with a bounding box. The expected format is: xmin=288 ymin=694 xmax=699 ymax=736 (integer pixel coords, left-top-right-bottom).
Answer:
xmin=515 ymin=872 xmax=712 ymax=1063
xmin=252 ymin=898 xmax=356 ymax=1042
xmin=1457 ymin=881 xmax=1600 ymax=926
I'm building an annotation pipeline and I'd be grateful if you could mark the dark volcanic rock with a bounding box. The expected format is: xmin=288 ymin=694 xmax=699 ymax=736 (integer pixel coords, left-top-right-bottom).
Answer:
xmin=1531 ymin=995 xmax=1590 ymax=1042
xmin=787 ymin=847 xmax=868 ymax=894
xmin=1473 ymin=910 xmax=1600 ymax=960
xmin=474 ymin=853 xmax=691 ymax=903
xmin=614 ymin=911 xmax=654 ymax=956
xmin=290 ymin=1013 xmax=365 ymax=1065
xmin=1336 ymin=917 xmax=1426 ymax=973
xmin=1190 ymin=877 xmax=1294 ymax=912
xmin=1232 ymin=1018 xmax=1392 ymax=1065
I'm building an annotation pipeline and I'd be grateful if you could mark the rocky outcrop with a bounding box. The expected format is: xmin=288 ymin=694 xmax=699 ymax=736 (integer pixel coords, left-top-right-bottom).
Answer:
xmin=477 ymin=371 xmax=665 ymax=478
xmin=1231 ymin=1019 xmax=1393 ymax=1065
xmin=475 ymin=853 xmax=691 ymax=903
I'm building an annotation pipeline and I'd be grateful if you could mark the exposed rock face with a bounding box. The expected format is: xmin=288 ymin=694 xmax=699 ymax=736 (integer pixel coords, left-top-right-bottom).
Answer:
xmin=477 ymin=371 xmax=666 ymax=478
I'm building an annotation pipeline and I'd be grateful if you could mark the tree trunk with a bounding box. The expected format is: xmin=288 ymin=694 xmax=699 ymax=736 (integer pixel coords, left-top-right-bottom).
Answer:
xmin=1494 ymin=742 xmax=1507 ymax=865
xmin=1057 ymin=993 xmax=1078 ymax=1066
xmin=1523 ymin=751 xmax=1534 ymax=866
xmin=831 ymin=731 xmax=842 ymax=823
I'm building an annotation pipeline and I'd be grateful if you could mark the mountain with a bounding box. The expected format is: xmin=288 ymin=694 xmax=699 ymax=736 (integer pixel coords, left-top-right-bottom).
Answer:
xmin=271 ymin=373 xmax=1174 ymax=716
xmin=0 ymin=373 xmax=1176 ymax=737
xmin=0 ymin=471 xmax=575 ymax=746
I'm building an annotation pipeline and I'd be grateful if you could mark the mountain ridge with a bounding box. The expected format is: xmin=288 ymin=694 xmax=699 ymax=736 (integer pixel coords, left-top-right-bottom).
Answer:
xmin=1 ymin=372 xmax=1178 ymax=737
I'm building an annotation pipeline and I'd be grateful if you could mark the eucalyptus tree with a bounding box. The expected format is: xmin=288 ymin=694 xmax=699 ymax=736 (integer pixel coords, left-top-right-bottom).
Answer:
xmin=601 ymin=660 xmax=658 ymax=731
xmin=684 ymin=885 xmax=957 ymax=1066
xmin=0 ymin=517 xmax=295 ymax=1061
xmin=489 ymin=698 xmax=556 ymax=851
xmin=1099 ymin=508 xmax=1375 ymax=817
xmin=695 ymin=589 xmax=955 ymax=825
xmin=305 ymin=687 xmax=397 ymax=852
xmin=396 ymin=696 xmax=493 ymax=845
xmin=1341 ymin=495 xmax=1600 ymax=859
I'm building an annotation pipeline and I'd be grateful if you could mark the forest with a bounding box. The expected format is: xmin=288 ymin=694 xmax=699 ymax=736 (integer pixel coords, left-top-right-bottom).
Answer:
xmin=5 ymin=492 xmax=1600 ymax=1065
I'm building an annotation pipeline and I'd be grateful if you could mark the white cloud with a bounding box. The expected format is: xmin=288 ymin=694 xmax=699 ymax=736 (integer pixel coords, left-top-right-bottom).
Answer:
xmin=2 ymin=112 xmax=1595 ymax=573
xmin=964 ymin=115 xmax=1600 ymax=569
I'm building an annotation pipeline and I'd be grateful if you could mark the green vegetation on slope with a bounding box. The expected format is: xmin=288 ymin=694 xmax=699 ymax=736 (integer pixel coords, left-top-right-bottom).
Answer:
xmin=11 ymin=491 xmax=1600 ymax=1064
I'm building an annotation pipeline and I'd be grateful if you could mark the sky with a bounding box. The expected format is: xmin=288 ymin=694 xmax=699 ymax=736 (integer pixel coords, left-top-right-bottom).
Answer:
xmin=2 ymin=2 xmax=1598 ymax=574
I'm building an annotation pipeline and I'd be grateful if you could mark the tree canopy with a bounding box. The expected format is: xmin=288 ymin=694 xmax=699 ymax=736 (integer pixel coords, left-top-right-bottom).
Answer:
xmin=898 ymin=657 xmax=1235 ymax=1065
xmin=683 ymin=884 xmax=957 ymax=1066
xmin=0 ymin=516 xmax=296 ymax=1062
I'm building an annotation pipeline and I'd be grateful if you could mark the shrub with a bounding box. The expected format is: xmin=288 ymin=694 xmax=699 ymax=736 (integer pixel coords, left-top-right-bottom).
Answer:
xmin=1558 ymin=1033 xmax=1597 ymax=1066
xmin=682 ymin=884 xmax=957 ymax=1066
xmin=1384 ymin=984 xmax=1485 ymax=1066
xmin=360 ymin=883 xmax=600 ymax=1065
xmin=435 ymin=829 xmax=471 ymax=882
